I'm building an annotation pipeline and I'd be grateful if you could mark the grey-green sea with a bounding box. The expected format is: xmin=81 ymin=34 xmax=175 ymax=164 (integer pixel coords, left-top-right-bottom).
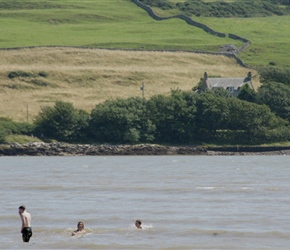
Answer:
xmin=0 ymin=155 xmax=289 ymax=249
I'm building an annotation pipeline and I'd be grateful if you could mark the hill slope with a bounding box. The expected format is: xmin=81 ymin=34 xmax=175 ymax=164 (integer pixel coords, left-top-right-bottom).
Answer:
xmin=0 ymin=47 xmax=258 ymax=122
xmin=0 ymin=0 xmax=242 ymax=52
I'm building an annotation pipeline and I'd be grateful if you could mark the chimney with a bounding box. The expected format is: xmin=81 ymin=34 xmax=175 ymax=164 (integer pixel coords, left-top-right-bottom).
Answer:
xmin=247 ymin=71 xmax=252 ymax=80
xmin=204 ymin=72 xmax=208 ymax=80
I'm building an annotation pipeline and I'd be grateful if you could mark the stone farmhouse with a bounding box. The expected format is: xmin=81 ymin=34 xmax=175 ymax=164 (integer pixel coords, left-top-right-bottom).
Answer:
xmin=201 ymin=72 xmax=254 ymax=97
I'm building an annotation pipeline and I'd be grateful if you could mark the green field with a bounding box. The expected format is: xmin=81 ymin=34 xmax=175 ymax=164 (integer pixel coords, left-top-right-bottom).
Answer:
xmin=195 ymin=15 xmax=290 ymax=67
xmin=0 ymin=0 xmax=238 ymax=50
xmin=0 ymin=1 xmax=241 ymax=54
xmin=0 ymin=0 xmax=289 ymax=66
xmin=148 ymin=1 xmax=290 ymax=67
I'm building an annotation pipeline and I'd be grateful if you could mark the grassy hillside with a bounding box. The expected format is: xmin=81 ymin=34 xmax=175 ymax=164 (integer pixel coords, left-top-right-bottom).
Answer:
xmin=193 ymin=15 xmax=290 ymax=67
xmin=0 ymin=0 xmax=283 ymax=122
xmin=0 ymin=47 xmax=259 ymax=122
xmin=0 ymin=0 xmax=288 ymax=67
xmin=0 ymin=0 xmax=240 ymax=51
xmin=146 ymin=1 xmax=290 ymax=67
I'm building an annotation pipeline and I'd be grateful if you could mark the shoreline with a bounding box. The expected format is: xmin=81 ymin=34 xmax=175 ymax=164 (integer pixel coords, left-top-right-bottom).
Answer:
xmin=1 ymin=142 xmax=290 ymax=156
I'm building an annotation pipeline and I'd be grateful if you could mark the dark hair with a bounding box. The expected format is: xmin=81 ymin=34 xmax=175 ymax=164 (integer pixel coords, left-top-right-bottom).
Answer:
xmin=135 ymin=220 xmax=142 ymax=225
xmin=19 ymin=205 xmax=26 ymax=210
xmin=77 ymin=221 xmax=84 ymax=229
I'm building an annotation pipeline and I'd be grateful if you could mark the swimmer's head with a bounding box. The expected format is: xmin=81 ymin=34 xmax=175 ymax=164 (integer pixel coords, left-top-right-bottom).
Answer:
xmin=18 ymin=205 xmax=26 ymax=213
xmin=77 ymin=221 xmax=84 ymax=230
xmin=135 ymin=220 xmax=142 ymax=229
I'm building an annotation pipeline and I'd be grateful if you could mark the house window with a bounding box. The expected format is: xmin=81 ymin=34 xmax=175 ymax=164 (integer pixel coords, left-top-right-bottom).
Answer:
xmin=226 ymin=86 xmax=234 ymax=93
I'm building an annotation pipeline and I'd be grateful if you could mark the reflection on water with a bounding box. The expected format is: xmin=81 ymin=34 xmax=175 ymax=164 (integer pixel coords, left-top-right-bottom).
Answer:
xmin=1 ymin=156 xmax=290 ymax=249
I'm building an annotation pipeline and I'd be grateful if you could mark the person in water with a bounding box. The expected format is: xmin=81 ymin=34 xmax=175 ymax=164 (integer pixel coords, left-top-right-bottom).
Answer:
xmin=18 ymin=205 xmax=32 ymax=242
xmin=72 ymin=221 xmax=85 ymax=236
xmin=135 ymin=220 xmax=142 ymax=229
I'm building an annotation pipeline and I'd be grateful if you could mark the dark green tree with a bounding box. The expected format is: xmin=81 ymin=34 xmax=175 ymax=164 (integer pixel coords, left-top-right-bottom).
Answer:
xmin=34 ymin=101 xmax=89 ymax=142
xmin=255 ymin=82 xmax=290 ymax=121
xmin=258 ymin=66 xmax=290 ymax=86
xmin=195 ymin=92 xmax=230 ymax=140
xmin=237 ymin=84 xmax=256 ymax=102
xmin=227 ymin=98 xmax=289 ymax=143
xmin=193 ymin=92 xmax=289 ymax=143
xmin=89 ymin=97 xmax=155 ymax=143
xmin=146 ymin=89 xmax=197 ymax=143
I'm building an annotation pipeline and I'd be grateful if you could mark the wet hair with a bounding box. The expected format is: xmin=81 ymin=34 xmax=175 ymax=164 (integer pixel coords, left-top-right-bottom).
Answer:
xmin=135 ymin=220 xmax=142 ymax=226
xmin=19 ymin=205 xmax=26 ymax=210
xmin=77 ymin=221 xmax=84 ymax=229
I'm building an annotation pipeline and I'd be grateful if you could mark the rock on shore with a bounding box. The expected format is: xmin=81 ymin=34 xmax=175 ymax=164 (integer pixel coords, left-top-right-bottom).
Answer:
xmin=0 ymin=142 xmax=290 ymax=156
xmin=0 ymin=142 xmax=207 ymax=156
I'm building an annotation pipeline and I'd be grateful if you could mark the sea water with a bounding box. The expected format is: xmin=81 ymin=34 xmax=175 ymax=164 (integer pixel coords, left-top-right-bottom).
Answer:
xmin=0 ymin=155 xmax=289 ymax=249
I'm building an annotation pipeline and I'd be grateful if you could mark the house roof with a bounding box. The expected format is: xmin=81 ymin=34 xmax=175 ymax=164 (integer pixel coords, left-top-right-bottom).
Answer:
xmin=205 ymin=77 xmax=252 ymax=90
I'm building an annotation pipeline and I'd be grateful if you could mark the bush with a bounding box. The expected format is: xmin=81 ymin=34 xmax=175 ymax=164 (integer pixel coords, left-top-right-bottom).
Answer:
xmin=258 ymin=66 xmax=290 ymax=86
xmin=0 ymin=130 xmax=5 ymax=143
xmin=7 ymin=71 xmax=34 ymax=79
xmin=139 ymin=0 xmax=175 ymax=10
xmin=145 ymin=0 xmax=290 ymax=17
xmin=0 ymin=117 xmax=35 ymax=143
xmin=38 ymin=71 xmax=48 ymax=77
xmin=89 ymin=97 xmax=155 ymax=144
xmin=30 ymin=79 xmax=49 ymax=87
xmin=33 ymin=101 xmax=90 ymax=142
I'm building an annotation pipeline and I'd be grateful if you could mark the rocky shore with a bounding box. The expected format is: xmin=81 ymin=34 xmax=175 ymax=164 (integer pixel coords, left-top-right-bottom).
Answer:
xmin=0 ymin=142 xmax=290 ymax=156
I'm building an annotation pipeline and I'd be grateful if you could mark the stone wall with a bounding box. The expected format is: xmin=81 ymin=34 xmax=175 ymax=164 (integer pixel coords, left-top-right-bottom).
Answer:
xmin=131 ymin=0 xmax=251 ymax=58
xmin=0 ymin=1 xmax=251 ymax=68
xmin=132 ymin=0 xmax=226 ymax=37
xmin=228 ymin=33 xmax=249 ymax=43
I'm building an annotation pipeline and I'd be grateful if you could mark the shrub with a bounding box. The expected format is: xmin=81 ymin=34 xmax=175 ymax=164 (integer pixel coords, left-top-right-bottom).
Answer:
xmin=31 ymin=79 xmax=49 ymax=87
xmin=258 ymin=66 xmax=290 ymax=86
xmin=0 ymin=117 xmax=35 ymax=143
xmin=145 ymin=0 xmax=290 ymax=17
xmin=34 ymin=101 xmax=90 ymax=142
xmin=89 ymin=97 xmax=155 ymax=143
xmin=38 ymin=71 xmax=48 ymax=77
xmin=7 ymin=71 xmax=34 ymax=79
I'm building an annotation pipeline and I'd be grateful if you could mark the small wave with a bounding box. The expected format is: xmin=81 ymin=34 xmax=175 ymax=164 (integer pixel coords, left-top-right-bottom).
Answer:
xmin=265 ymin=187 xmax=281 ymax=191
xmin=142 ymin=224 xmax=154 ymax=230
xmin=196 ymin=187 xmax=216 ymax=190
xmin=241 ymin=187 xmax=254 ymax=190
xmin=188 ymin=228 xmax=289 ymax=238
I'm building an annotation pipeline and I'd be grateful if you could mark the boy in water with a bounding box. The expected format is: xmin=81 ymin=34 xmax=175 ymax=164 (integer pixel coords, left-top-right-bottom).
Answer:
xmin=18 ymin=205 xmax=32 ymax=242
xmin=135 ymin=220 xmax=142 ymax=229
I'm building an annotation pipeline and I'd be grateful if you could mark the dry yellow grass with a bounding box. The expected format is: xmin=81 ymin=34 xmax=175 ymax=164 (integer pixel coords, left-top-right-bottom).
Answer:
xmin=0 ymin=47 xmax=259 ymax=122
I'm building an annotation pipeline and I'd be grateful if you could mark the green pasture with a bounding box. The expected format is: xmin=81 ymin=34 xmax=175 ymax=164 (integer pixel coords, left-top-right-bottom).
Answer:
xmin=150 ymin=0 xmax=290 ymax=67
xmin=0 ymin=0 xmax=240 ymax=51
xmin=196 ymin=15 xmax=290 ymax=67
xmin=0 ymin=0 xmax=289 ymax=67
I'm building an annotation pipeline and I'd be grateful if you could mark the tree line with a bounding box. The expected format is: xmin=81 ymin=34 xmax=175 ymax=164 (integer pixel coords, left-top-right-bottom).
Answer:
xmin=1 ymin=66 xmax=289 ymax=145
xmin=139 ymin=0 xmax=290 ymax=18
